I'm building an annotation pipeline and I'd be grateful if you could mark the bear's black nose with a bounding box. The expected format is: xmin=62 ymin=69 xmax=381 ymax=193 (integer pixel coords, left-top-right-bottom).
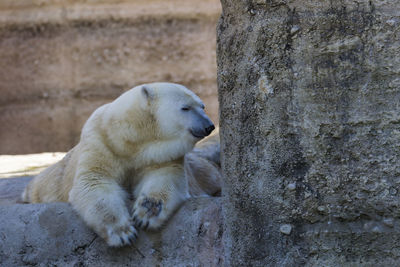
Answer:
xmin=205 ymin=125 xmax=215 ymax=136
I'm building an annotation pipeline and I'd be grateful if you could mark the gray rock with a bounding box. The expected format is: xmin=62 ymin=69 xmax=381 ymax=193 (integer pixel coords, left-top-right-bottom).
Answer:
xmin=0 ymin=177 xmax=32 ymax=205
xmin=217 ymin=0 xmax=400 ymax=266
xmin=0 ymin=198 xmax=223 ymax=266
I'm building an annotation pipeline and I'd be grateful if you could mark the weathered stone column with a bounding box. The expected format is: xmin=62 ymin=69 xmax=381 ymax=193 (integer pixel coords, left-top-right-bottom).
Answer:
xmin=217 ymin=1 xmax=400 ymax=266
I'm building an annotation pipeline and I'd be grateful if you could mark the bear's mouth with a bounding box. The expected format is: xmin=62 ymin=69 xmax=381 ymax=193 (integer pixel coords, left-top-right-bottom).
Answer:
xmin=189 ymin=129 xmax=204 ymax=139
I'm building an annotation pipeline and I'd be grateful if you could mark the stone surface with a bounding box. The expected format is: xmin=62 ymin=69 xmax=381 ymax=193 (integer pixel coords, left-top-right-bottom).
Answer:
xmin=0 ymin=177 xmax=32 ymax=205
xmin=0 ymin=0 xmax=220 ymax=154
xmin=0 ymin=197 xmax=223 ymax=266
xmin=279 ymin=224 xmax=292 ymax=235
xmin=217 ymin=0 xmax=400 ymax=266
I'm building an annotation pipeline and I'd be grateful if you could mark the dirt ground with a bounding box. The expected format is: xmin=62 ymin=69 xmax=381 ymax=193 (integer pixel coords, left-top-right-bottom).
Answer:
xmin=0 ymin=153 xmax=65 ymax=178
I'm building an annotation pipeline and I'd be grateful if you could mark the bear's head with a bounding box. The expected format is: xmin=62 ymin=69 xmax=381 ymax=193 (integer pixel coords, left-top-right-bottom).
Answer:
xmin=140 ymin=82 xmax=215 ymax=143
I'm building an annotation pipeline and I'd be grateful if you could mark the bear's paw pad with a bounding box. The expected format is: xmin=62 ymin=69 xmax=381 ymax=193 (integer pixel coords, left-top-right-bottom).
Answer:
xmin=132 ymin=197 xmax=164 ymax=230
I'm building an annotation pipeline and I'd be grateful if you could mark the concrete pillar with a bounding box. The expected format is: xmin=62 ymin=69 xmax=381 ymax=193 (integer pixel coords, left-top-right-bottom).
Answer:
xmin=217 ymin=1 xmax=400 ymax=265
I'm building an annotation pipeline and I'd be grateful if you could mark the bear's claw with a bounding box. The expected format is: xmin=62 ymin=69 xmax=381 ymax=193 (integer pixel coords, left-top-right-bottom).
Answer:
xmin=106 ymin=224 xmax=138 ymax=247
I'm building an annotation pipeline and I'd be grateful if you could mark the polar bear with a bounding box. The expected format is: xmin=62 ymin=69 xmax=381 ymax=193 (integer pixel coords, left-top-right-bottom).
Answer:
xmin=22 ymin=82 xmax=215 ymax=247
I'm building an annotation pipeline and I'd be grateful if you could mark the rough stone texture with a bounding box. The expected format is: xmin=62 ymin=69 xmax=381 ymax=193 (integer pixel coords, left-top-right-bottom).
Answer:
xmin=0 ymin=177 xmax=32 ymax=205
xmin=0 ymin=197 xmax=223 ymax=266
xmin=217 ymin=0 xmax=400 ymax=266
xmin=0 ymin=0 xmax=220 ymax=154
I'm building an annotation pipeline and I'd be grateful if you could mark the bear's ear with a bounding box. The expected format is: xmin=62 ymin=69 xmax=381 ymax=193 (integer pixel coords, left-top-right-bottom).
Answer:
xmin=141 ymin=85 xmax=154 ymax=102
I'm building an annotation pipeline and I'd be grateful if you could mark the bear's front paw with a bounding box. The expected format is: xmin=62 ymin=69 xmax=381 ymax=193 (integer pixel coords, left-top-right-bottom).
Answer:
xmin=132 ymin=196 xmax=165 ymax=231
xmin=105 ymin=222 xmax=138 ymax=247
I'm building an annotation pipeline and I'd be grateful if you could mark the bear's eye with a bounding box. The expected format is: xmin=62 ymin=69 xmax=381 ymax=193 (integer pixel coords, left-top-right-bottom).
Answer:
xmin=181 ymin=106 xmax=190 ymax=111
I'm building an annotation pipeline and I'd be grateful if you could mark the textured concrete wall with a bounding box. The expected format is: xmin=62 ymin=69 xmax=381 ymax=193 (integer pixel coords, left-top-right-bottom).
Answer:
xmin=217 ymin=0 xmax=400 ymax=266
xmin=0 ymin=198 xmax=223 ymax=266
xmin=0 ymin=0 xmax=220 ymax=154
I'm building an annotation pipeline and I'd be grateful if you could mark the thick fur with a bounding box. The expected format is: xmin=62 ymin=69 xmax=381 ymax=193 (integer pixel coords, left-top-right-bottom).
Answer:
xmin=184 ymin=128 xmax=221 ymax=197
xmin=22 ymin=82 xmax=214 ymax=247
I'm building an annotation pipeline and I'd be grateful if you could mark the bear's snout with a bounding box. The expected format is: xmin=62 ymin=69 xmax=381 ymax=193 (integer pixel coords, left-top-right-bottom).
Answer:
xmin=190 ymin=123 xmax=214 ymax=139
xmin=205 ymin=124 xmax=215 ymax=136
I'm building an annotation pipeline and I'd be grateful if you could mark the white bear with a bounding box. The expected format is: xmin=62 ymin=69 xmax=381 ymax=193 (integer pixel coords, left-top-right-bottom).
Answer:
xmin=22 ymin=82 xmax=215 ymax=247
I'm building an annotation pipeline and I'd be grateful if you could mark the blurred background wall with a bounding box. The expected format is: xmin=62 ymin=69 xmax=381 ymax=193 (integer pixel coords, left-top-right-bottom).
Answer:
xmin=0 ymin=0 xmax=221 ymax=154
